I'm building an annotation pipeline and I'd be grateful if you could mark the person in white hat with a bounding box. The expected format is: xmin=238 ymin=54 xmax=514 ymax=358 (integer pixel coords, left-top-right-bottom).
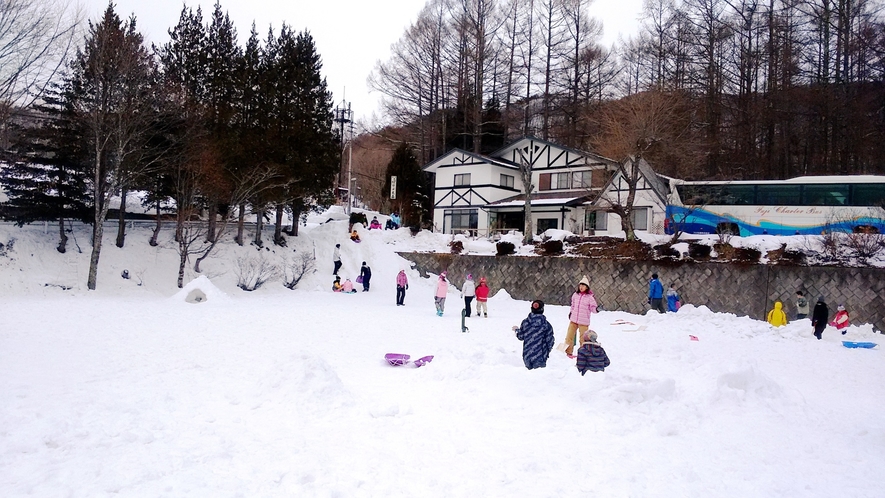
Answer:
xmin=564 ymin=275 xmax=597 ymax=358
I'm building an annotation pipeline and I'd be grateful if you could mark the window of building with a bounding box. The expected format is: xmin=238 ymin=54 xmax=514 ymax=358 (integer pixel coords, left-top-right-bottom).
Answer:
xmin=537 ymin=218 xmax=558 ymax=233
xmin=445 ymin=209 xmax=477 ymax=232
xmin=551 ymin=172 xmax=570 ymax=189
xmin=586 ymin=210 xmax=607 ymax=230
xmin=571 ymin=171 xmax=592 ymax=189
xmin=454 ymin=173 xmax=471 ymax=187
xmin=632 ymin=207 xmax=649 ymax=231
xmin=500 ymin=174 xmax=514 ymax=188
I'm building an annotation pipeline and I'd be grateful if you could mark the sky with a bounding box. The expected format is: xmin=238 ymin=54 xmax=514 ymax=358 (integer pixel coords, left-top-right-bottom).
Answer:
xmin=83 ymin=0 xmax=644 ymax=124
xmin=1 ymin=206 xmax=884 ymax=495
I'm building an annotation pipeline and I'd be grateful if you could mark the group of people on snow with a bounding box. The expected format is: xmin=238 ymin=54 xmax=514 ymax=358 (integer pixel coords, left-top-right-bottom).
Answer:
xmin=765 ymin=291 xmax=850 ymax=339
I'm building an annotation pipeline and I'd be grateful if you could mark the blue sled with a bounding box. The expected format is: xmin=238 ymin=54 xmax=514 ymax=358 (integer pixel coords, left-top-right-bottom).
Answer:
xmin=842 ymin=341 xmax=878 ymax=349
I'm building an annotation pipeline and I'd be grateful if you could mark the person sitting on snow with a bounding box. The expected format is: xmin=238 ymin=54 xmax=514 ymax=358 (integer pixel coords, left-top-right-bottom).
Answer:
xmin=767 ymin=301 xmax=788 ymax=327
xmin=576 ymin=330 xmax=610 ymax=375
xmin=390 ymin=212 xmax=401 ymax=228
xmin=350 ymin=230 xmax=361 ymax=243
xmin=369 ymin=216 xmax=382 ymax=230
xmin=341 ymin=279 xmax=357 ymax=293
xmin=332 ymin=276 xmax=343 ymax=292
xmin=829 ymin=305 xmax=850 ymax=334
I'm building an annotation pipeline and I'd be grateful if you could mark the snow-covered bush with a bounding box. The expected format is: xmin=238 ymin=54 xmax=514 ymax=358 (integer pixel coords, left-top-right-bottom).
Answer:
xmin=235 ymin=255 xmax=281 ymax=291
xmin=282 ymin=252 xmax=316 ymax=290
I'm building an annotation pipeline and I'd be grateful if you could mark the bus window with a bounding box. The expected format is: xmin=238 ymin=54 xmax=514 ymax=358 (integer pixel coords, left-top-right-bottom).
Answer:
xmin=853 ymin=225 xmax=880 ymax=234
xmin=803 ymin=184 xmax=848 ymax=205
xmin=850 ymin=184 xmax=885 ymax=206
xmin=757 ymin=185 xmax=800 ymax=205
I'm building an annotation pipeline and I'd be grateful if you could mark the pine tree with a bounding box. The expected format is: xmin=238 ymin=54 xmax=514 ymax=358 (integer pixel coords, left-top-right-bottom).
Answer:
xmin=383 ymin=142 xmax=429 ymax=227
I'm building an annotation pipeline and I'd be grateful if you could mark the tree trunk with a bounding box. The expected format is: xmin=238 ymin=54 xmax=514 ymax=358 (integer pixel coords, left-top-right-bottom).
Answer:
xmin=273 ymin=204 xmax=285 ymax=245
xmin=115 ymin=187 xmax=127 ymax=248
xmin=150 ymin=201 xmax=161 ymax=247
xmin=254 ymin=208 xmax=264 ymax=247
xmin=177 ymin=236 xmax=187 ymax=288
xmin=87 ymin=217 xmax=104 ymax=290
xmin=56 ymin=217 xmax=67 ymax=254
xmin=291 ymin=201 xmax=302 ymax=236
xmin=236 ymin=202 xmax=245 ymax=245
xmin=207 ymin=201 xmax=217 ymax=243
xmin=523 ymin=199 xmax=533 ymax=244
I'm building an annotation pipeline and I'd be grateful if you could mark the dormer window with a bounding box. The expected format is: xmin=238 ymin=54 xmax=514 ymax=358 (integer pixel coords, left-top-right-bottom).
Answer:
xmin=538 ymin=170 xmax=592 ymax=191
xmin=454 ymin=173 xmax=471 ymax=186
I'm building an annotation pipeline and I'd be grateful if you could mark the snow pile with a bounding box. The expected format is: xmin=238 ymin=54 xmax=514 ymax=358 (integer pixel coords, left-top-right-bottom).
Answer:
xmin=170 ymin=275 xmax=230 ymax=304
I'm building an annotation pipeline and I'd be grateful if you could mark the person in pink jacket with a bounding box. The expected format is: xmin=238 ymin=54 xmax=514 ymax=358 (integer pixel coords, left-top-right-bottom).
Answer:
xmin=564 ymin=275 xmax=598 ymax=358
xmin=434 ymin=271 xmax=448 ymax=316
xmin=396 ymin=269 xmax=409 ymax=306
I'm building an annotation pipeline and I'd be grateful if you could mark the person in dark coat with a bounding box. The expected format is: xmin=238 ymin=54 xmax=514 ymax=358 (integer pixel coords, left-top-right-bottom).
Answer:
xmin=359 ymin=262 xmax=372 ymax=292
xmin=512 ymin=300 xmax=555 ymax=370
xmin=811 ymin=295 xmax=830 ymax=340
xmin=576 ymin=330 xmax=610 ymax=375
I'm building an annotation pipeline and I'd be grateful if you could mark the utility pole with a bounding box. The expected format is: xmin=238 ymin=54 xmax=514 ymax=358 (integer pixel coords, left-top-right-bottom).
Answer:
xmin=334 ymin=100 xmax=353 ymax=214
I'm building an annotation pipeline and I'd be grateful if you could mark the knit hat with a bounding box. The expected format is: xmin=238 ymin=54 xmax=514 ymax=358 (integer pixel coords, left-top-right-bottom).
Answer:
xmin=583 ymin=330 xmax=598 ymax=343
xmin=531 ymin=300 xmax=545 ymax=314
xmin=479 ymin=277 xmax=486 ymax=284
xmin=440 ymin=271 xmax=447 ymax=279
xmin=467 ymin=273 xmax=473 ymax=280
xmin=818 ymin=295 xmax=825 ymax=302
xmin=578 ymin=276 xmax=590 ymax=288
xmin=335 ymin=243 xmax=340 ymax=248
xmin=652 ymin=273 xmax=659 ymax=279
xmin=837 ymin=304 xmax=845 ymax=310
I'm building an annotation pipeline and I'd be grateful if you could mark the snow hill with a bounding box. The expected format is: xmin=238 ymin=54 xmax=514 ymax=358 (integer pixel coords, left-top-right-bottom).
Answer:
xmin=1 ymin=206 xmax=883 ymax=496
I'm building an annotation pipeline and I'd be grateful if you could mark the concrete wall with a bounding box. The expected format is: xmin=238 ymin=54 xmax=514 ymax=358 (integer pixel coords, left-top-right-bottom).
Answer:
xmin=399 ymin=252 xmax=885 ymax=332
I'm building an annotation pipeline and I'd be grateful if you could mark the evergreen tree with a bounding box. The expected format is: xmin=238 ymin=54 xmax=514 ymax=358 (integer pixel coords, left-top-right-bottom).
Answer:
xmin=382 ymin=142 xmax=429 ymax=227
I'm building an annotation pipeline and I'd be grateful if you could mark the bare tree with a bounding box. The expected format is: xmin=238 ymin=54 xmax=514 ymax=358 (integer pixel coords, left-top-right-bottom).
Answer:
xmin=0 ymin=0 xmax=81 ymax=126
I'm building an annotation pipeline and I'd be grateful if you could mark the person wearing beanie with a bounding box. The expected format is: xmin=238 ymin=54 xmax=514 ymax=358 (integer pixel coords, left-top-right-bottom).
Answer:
xmin=811 ymin=295 xmax=829 ymax=340
xmin=475 ymin=277 xmax=490 ymax=317
xmin=435 ymin=272 xmax=449 ymax=316
xmin=767 ymin=301 xmax=788 ymax=327
xmin=576 ymin=330 xmax=611 ymax=375
xmin=829 ymin=304 xmax=850 ymax=334
xmin=332 ymin=275 xmax=343 ymax=292
xmin=359 ymin=261 xmax=372 ymax=292
xmin=563 ymin=275 xmax=598 ymax=358
xmin=648 ymin=273 xmax=665 ymax=313
xmin=461 ymin=274 xmax=476 ymax=317
xmin=512 ymin=300 xmax=555 ymax=370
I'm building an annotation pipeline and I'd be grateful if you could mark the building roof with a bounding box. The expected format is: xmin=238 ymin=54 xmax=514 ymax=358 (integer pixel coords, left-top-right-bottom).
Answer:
xmin=485 ymin=191 xmax=596 ymax=208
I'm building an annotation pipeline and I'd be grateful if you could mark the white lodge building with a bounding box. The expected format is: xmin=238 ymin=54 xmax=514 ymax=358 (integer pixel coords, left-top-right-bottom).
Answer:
xmin=422 ymin=137 xmax=671 ymax=237
xmin=422 ymin=137 xmax=616 ymax=236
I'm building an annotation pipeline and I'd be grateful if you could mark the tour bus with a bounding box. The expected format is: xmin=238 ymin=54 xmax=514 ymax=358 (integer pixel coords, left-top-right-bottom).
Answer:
xmin=664 ymin=176 xmax=885 ymax=236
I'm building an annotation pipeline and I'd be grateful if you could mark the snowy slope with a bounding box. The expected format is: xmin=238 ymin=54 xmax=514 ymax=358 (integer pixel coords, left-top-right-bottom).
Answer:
xmin=1 ymin=207 xmax=883 ymax=497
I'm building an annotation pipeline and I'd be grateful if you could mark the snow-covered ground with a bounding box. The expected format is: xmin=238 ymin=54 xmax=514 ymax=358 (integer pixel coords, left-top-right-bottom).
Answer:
xmin=1 ymin=207 xmax=883 ymax=497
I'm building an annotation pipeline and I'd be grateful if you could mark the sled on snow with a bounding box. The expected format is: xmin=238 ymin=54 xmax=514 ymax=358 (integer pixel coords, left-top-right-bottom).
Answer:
xmin=385 ymin=353 xmax=434 ymax=367
xmin=841 ymin=341 xmax=878 ymax=349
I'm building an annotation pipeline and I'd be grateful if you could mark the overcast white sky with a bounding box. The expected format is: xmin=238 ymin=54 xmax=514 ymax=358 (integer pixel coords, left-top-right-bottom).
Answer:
xmin=83 ymin=0 xmax=642 ymax=123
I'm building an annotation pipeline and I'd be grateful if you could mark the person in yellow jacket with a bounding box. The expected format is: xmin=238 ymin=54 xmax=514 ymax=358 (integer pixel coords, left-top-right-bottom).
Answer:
xmin=767 ymin=301 xmax=788 ymax=327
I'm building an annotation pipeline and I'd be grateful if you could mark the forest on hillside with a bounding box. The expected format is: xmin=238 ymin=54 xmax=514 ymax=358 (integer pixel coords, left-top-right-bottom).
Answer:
xmin=368 ymin=0 xmax=885 ymax=182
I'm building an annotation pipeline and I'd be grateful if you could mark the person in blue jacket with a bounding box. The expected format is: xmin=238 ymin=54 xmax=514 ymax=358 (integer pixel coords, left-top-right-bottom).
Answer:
xmin=648 ymin=273 xmax=665 ymax=313
xmin=666 ymin=283 xmax=681 ymax=312
xmin=512 ymin=300 xmax=555 ymax=370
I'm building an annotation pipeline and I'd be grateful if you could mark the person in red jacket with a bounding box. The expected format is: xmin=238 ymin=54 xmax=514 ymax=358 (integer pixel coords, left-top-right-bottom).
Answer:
xmin=829 ymin=304 xmax=850 ymax=334
xmin=475 ymin=277 xmax=490 ymax=317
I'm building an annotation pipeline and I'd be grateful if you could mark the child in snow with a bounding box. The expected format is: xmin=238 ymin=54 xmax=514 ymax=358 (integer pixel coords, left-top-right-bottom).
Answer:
xmin=369 ymin=216 xmax=382 ymax=230
xmin=350 ymin=230 xmax=361 ymax=243
xmin=512 ymin=300 xmax=555 ymax=370
xmin=396 ymin=269 xmax=408 ymax=306
xmin=461 ymin=274 xmax=476 ymax=317
xmin=564 ymin=276 xmax=598 ymax=358
xmin=811 ymin=295 xmax=829 ymax=340
xmin=332 ymin=276 xmax=343 ymax=292
xmin=435 ymin=272 xmax=448 ymax=316
xmin=829 ymin=305 xmax=850 ymax=334
xmin=576 ymin=330 xmax=610 ymax=375
xmin=666 ymin=284 xmax=681 ymax=312
xmin=796 ymin=291 xmax=809 ymax=320
xmin=341 ymin=279 xmax=357 ymax=293
xmin=359 ymin=262 xmax=372 ymax=292
xmin=767 ymin=301 xmax=788 ymax=327
xmin=648 ymin=273 xmax=665 ymax=313
xmin=475 ymin=277 xmax=490 ymax=317
xmin=390 ymin=212 xmax=401 ymax=229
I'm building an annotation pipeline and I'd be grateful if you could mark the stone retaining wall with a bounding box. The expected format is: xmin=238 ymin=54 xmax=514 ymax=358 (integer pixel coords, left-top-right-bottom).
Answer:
xmin=398 ymin=252 xmax=885 ymax=332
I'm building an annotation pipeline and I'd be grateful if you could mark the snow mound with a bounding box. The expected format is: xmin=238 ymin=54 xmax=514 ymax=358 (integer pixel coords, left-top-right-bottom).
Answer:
xmin=170 ymin=275 xmax=230 ymax=304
